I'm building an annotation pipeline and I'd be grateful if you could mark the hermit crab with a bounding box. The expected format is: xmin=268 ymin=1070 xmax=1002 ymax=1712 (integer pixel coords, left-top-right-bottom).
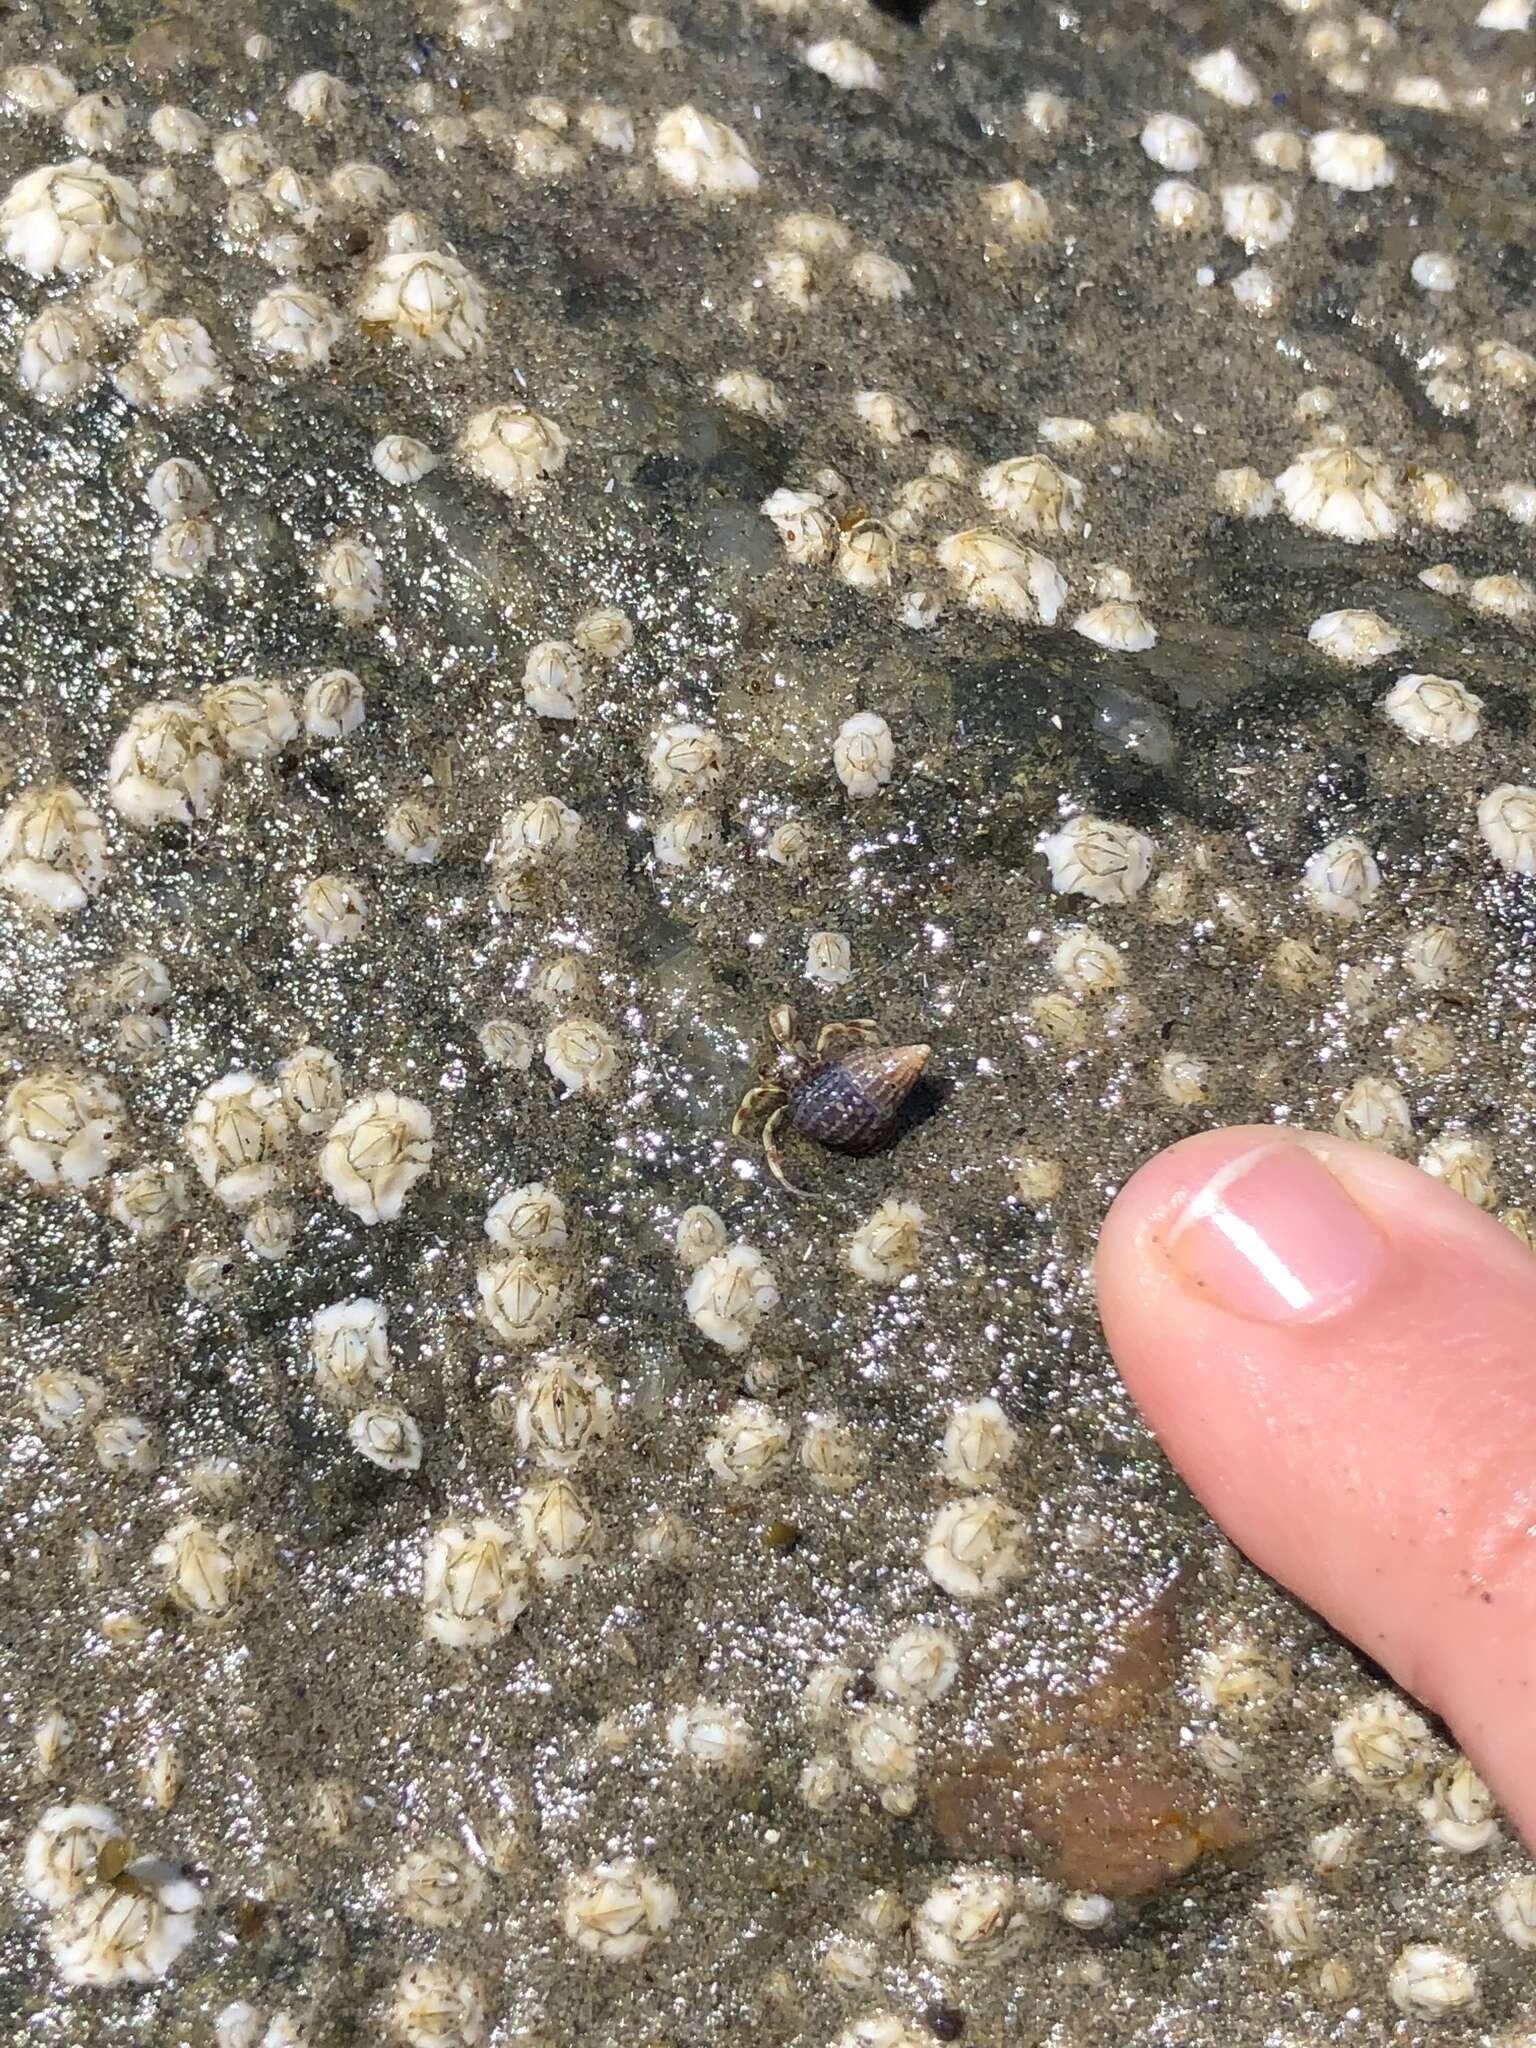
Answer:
xmin=732 ymin=1005 xmax=931 ymax=1193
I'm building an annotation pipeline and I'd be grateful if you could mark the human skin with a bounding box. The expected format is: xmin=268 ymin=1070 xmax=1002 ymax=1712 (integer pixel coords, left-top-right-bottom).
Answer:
xmin=1097 ymin=1126 xmax=1536 ymax=1847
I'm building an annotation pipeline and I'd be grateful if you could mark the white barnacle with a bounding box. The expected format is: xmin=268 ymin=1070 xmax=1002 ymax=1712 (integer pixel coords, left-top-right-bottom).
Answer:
xmin=836 ymin=518 xmax=896 ymax=590
xmin=847 ymin=1708 xmax=921 ymax=1812
xmin=978 ymin=454 xmax=1083 ymax=537
xmin=1141 ymin=112 xmax=1207 ymax=172
xmin=348 ymin=1403 xmax=423 ymax=1473
xmin=1 ymin=158 xmax=141 ymax=276
xmin=800 ymin=930 xmax=850 ymax=993
xmin=833 ymin=712 xmax=895 ymax=798
xmin=1302 ymin=836 xmax=1380 ymax=921
xmin=1232 ymin=263 xmax=1279 ymax=310
xmin=287 ymin=69 xmax=351 ymax=125
xmin=478 ymin=1254 xmax=567 ymax=1347
xmin=1495 ymin=1874 xmax=1536 ymax=1949
xmin=0 ymin=782 xmax=109 ymax=912
xmin=1309 ymin=129 xmax=1396 ymax=191
xmin=847 ymin=250 xmax=912 ymax=302
xmin=578 ymin=102 xmax=636 ymax=153
xmin=799 ymin=1414 xmax=867 ymax=1493
xmin=846 ymin=1199 xmax=927 ymax=1284
xmin=148 ymin=104 xmax=208 ymax=156
xmin=372 ymin=433 xmax=437 ymax=484
xmin=421 ymin=1519 xmax=527 ymax=1648
xmin=29 ymin=1370 xmax=104 ymax=1435
xmin=875 ymin=1625 xmax=959 ymax=1707
xmin=18 ymin=305 xmax=102 ymax=407
xmin=532 ymin=950 xmax=598 ymax=1015
xmin=853 ymin=389 xmax=917 ymax=445
xmin=1218 ymin=182 xmax=1294 ymax=251
xmin=320 ymin=1090 xmax=434 ymax=1224
xmin=1151 ymin=179 xmax=1211 ymax=233
xmin=250 ymin=285 xmax=342 ymax=367
xmin=1419 ymin=1132 xmax=1497 ymax=1209
xmin=572 ymin=607 xmax=633 ymax=662
xmin=649 ymin=723 xmax=726 ymax=801
xmin=1307 ymin=608 xmax=1402 ymax=667
xmin=94 ymin=1414 xmax=158 ymax=1477
xmin=687 ymin=1246 xmax=779 ymax=1354
xmin=924 ymin=1496 xmax=1027 ymax=1599
xmin=668 ymin=1699 xmax=758 ymax=1770
xmin=114 ymin=317 xmax=222 ymax=413
xmin=393 ymin=1841 xmax=486 ymax=1925
xmin=354 ymin=250 xmax=487 ymax=359
xmin=301 ymin=668 xmax=364 ymax=742
xmin=203 ymin=676 xmax=298 ymax=760
xmin=1256 ymin=1882 xmax=1322 ymax=1953
xmin=804 ymin=37 xmax=883 ymax=90
xmin=1469 ymin=572 xmax=1536 ymax=624
xmin=23 ymin=1803 xmax=125 ymax=1907
xmin=981 ymin=180 xmax=1052 ymax=245
xmin=1147 ymin=1039 xmax=1205 ymax=1102
xmin=652 ymin=805 xmax=719 ymax=871
xmin=459 ymin=403 xmax=568 ymax=496
xmin=1074 ymin=599 xmax=1157 ymax=651
xmin=1401 ymin=925 xmax=1462 ymax=991
xmin=109 ymin=1164 xmax=188 ymax=1241
xmin=1190 ymin=44 xmax=1259 ymax=104
xmin=1478 ymin=337 xmax=1536 ymax=389
xmin=705 ymin=1398 xmax=791 ymax=1487
xmin=1388 ymin=1945 xmax=1478 ymax=2018
xmin=1038 ymin=814 xmax=1154 ymax=905
xmin=514 ymin=1352 xmax=613 ymax=1469
xmin=271 ymin=1044 xmax=341 ymax=1136
xmin=4 ymin=1070 xmax=122 ymax=1188
xmin=1275 ymin=444 xmax=1397 ymax=542
xmin=1051 ymin=927 xmax=1124 ymax=997
xmin=516 ymin=1476 xmax=601 ymax=1583
xmin=151 ymin=517 xmax=214 ymax=582
xmin=940 ymin=1398 xmax=1018 ymax=1489
xmin=1418 ymin=1757 xmax=1498 ymax=1853
xmin=563 ymin=1859 xmax=677 ymax=1961
xmin=715 ymin=368 xmax=785 ymax=419
xmin=1477 ymin=783 xmax=1536 ymax=875
xmin=1411 ymin=251 xmax=1458 ymax=295
xmin=3 ymin=63 xmax=78 ymax=115
xmin=212 ymin=128 xmax=274 ymax=188
xmin=486 ymin=1181 xmax=567 ymax=1252
xmin=674 ymin=1204 xmax=727 ymax=1269
xmin=317 ymin=535 xmax=384 ymax=624
xmin=653 ymin=104 xmax=758 ymax=197
xmin=47 ymin=1858 xmax=202 ymax=1986
xmin=385 ymin=798 xmax=443 ymax=864
xmin=543 ymin=1016 xmax=622 ymax=1097
xmin=1381 ymin=673 xmax=1481 ymax=746
xmin=520 ymin=640 xmax=584 ymax=720
xmin=761 ymin=486 xmax=837 ymax=564
xmin=1334 ymin=1075 xmax=1413 ymax=1149
xmin=309 ymin=1298 xmax=391 ymax=1406
xmin=297 ymin=875 xmax=368 ymax=947
xmin=1332 ymin=1691 xmax=1433 ymax=1793
xmin=916 ymin=1868 xmax=1025 ymax=1966
xmin=391 ymin=1963 xmax=486 ymax=2048
xmin=1493 ymin=483 xmax=1536 ymax=527
xmin=937 ymin=527 xmax=1066 ymax=624
xmin=151 ymin=1518 xmax=250 ymax=1622
xmin=145 ymin=457 xmax=211 ymax=522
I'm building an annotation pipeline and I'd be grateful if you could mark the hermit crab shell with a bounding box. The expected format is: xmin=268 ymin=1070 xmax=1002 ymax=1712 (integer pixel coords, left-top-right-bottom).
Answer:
xmin=786 ymin=1044 xmax=930 ymax=1155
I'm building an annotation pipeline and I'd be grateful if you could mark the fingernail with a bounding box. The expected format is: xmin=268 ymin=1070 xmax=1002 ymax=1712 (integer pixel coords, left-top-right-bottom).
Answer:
xmin=1164 ymin=1140 xmax=1387 ymax=1324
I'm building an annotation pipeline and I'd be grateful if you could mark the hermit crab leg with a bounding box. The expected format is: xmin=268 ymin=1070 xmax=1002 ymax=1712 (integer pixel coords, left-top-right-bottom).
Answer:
xmin=760 ymin=1104 xmax=812 ymax=1198
xmin=731 ymin=1083 xmax=784 ymax=1138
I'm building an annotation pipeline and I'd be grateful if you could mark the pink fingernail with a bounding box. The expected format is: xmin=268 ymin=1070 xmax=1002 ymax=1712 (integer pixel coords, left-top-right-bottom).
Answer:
xmin=1164 ymin=1140 xmax=1387 ymax=1324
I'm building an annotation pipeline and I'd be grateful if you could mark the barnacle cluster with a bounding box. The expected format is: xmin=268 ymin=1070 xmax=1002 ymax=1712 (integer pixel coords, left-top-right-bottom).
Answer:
xmin=4 ymin=0 xmax=1536 ymax=2043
